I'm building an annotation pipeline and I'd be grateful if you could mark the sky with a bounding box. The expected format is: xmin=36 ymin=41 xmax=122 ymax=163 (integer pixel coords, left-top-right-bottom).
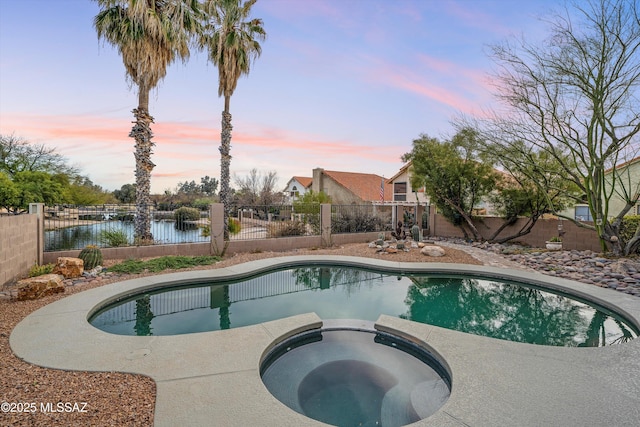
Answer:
xmin=0 ymin=0 xmax=564 ymax=194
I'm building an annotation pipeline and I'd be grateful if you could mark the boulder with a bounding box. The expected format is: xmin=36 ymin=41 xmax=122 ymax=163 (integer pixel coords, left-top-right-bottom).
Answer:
xmin=52 ymin=257 xmax=84 ymax=278
xmin=421 ymin=245 xmax=445 ymax=257
xmin=17 ymin=274 xmax=65 ymax=301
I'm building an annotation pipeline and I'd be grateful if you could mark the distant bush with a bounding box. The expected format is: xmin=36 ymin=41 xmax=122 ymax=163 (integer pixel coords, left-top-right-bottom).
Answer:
xmin=228 ymin=218 xmax=241 ymax=235
xmin=331 ymin=210 xmax=386 ymax=233
xmin=268 ymin=220 xmax=306 ymax=237
xmin=200 ymin=218 xmax=240 ymax=237
xmin=174 ymin=207 xmax=201 ymax=230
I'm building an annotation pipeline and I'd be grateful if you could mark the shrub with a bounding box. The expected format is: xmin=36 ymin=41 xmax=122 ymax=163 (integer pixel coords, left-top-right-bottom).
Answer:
xmin=174 ymin=207 xmax=201 ymax=230
xmin=620 ymin=215 xmax=640 ymax=253
xmin=200 ymin=218 xmax=241 ymax=237
xmin=228 ymin=218 xmax=241 ymax=235
xmin=28 ymin=263 xmax=54 ymax=277
xmin=268 ymin=220 xmax=306 ymax=237
xmin=78 ymin=245 xmax=103 ymax=269
xmin=331 ymin=210 xmax=386 ymax=233
xmin=99 ymin=229 xmax=130 ymax=247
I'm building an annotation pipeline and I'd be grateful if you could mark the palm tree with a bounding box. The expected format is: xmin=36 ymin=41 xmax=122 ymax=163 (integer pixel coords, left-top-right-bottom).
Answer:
xmin=94 ymin=0 xmax=201 ymax=243
xmin=200 ymin=0 xmax=266 ymax=241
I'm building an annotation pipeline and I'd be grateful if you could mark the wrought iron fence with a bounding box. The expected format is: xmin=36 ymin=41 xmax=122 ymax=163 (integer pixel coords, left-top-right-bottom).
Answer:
xmin=42 ymin=203 xmax=393 ymax=251
xmin=230 ymin=204 xmax=321 ymax=240
xmin=331 ymin=204 xmax=393 ymax=234
xmin=43 ymin=205 xmax=210 ymax=251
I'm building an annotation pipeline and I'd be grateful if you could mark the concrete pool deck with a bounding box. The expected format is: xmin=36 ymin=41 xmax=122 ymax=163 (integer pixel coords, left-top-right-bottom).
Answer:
xmin=10 ymin=255 xmax=640 ymax=426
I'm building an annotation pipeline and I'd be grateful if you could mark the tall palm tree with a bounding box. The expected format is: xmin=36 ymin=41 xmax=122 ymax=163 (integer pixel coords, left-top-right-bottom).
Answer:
xmin=94 ymin=0 xmax=201 ymax=242
xmin=200 ymin=0 xmax=266 ymax=241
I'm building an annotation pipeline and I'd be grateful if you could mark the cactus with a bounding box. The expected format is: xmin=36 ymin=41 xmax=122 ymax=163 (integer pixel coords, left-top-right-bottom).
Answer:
xmin=411 ymin=224 xmax=420 ymax=241
xmin=79 ymin=245 xmax=103 ymax=270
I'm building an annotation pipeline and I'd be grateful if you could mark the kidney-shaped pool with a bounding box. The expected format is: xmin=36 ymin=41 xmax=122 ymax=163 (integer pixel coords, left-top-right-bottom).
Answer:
xmin=89 ymin=265 xmax=638 ymax=346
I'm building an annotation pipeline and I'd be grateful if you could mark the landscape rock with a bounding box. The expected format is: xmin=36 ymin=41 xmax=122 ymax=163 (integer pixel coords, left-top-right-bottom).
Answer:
xmin=52 ymin=257 xmax=84 ymax=278
xmin=16 ymin=274 xmax=65 ymax=301
xmin=421 ymin=245 xmax=446 ymax=257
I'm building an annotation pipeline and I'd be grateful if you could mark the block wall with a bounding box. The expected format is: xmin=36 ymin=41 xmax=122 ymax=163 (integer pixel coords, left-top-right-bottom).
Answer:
xmin=1 ymin=214 xmax=38 ymax=286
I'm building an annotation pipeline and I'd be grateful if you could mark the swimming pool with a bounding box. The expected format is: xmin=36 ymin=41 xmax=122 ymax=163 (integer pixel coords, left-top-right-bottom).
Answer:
xmin=89 ymin=264 xmax=638 ymax=346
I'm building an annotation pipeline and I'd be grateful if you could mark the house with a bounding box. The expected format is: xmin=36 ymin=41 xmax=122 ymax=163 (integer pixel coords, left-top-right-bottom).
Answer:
xmin=557 ymin=156 xmax=640 ymax=221
xmin=604 ymin=156 xmax=640 ymax=217
xmin=284 ymin=176 xmax=312 ymax=204
xmin=386 ymin=162 xmax=429 ymax=204
xmin=310 ymin=168 xmax=393 ymax=204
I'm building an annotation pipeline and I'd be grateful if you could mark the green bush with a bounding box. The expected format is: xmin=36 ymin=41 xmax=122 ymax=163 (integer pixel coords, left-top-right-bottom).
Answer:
xmin=268 ymin=220 xmax=307 ymax=237
xmin=620 ymin=215 xmax=640 ymax=253
xmin=228 ymin=218 xmax=241 ymax=235
xmin=28 ymin=263 xmax=54 ymax=277
xmin=200 ymin=218 xmax=241 ymax=237
xmin=99 ymin=229 xmax=130 ymax=247
xmin=174 ymin=207 xmax=201 ymax=230
xmin=78 ymin=245 xmax=103 ymax=269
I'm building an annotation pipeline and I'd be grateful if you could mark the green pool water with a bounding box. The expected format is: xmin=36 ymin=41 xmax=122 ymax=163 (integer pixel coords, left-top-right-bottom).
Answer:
xmin=89 ymin=265 xmax=638 ymax=346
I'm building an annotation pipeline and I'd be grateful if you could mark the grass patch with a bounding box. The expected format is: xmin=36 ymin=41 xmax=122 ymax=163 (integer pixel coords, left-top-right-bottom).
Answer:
xmin=107 ymin=255 xmax=220 ymax=274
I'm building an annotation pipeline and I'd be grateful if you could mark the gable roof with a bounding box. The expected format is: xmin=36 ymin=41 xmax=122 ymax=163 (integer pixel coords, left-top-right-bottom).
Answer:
xmin=323 ymin=170 xmax=393 ymax=202
xmin=285 ymin=176 xmax=313 ymax=189
xmin=388 ymin=162 xmax=412 ymax=182
xmin=293 ymin=176 xmax=312 ymax=188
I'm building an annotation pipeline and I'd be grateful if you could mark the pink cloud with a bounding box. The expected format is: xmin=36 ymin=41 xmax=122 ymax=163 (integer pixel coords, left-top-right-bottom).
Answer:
xmin=444 ymin=0 xmax=513 ymax=37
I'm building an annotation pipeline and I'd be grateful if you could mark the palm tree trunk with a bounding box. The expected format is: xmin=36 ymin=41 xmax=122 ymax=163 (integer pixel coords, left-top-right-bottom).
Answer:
xmin=219 ymin=105 xmax=233 ymax=241
xmin=130 ymin=87 xmax=155 ymax=243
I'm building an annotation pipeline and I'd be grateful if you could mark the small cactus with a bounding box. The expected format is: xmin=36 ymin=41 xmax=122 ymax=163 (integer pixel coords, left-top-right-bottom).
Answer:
xmin=411 ymin=224 xmax=420 ymax=241
xmin=78 ymin=245 xmax=103 ymax=270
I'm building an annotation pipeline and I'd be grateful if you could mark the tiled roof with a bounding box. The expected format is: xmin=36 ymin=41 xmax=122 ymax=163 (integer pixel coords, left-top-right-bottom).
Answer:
xmin=293 ymin=176 xmax=313 ymax=188
xmin=323 ymin=170 xmax=393 ymax=202
xmin=605 ymin=156 xmax=640 ymax=174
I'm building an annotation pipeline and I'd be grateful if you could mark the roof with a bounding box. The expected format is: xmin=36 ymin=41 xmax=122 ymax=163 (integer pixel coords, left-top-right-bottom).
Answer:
xmin=605 ymin=156 xmax=640 ymax=174
xmin=322 ymin=170 xmax=393 ymax=202
xmin=293 ymin=176 xmax=312 ymax=188
xmin=285 ymin=176 xmax=313 ymax=189
xmin=388 ymin=162 xmax=412 ymax=182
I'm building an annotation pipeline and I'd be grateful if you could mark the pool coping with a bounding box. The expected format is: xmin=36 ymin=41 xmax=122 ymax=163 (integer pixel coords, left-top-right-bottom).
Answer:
xmin=10 ymin=255 xmax=640 ymax=426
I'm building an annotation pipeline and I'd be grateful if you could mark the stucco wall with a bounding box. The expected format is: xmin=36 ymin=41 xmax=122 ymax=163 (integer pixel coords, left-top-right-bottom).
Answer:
xmin=427 ymin=211 xmax=602 ymax=251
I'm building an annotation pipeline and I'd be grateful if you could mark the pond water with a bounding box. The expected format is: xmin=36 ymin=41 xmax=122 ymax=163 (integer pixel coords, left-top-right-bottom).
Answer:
xmin=89 ymin=265 xmax=638 ymax=346
xmin=45 ymin=220 xmax=208 ymax=250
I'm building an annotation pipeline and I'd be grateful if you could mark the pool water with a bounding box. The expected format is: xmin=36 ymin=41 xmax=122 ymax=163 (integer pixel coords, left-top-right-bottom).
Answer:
xmin=260 ymin=328 xmax=451 ymax=427
xmin=89 ymin=266 xmax=638 ymax=346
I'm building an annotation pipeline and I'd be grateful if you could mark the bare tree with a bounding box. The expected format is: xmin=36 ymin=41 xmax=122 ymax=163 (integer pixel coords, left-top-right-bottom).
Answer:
xmin=484 ymin=0 xmax=640 ymax=255
xmin=233 ymin=168 xmax=280 ymax=206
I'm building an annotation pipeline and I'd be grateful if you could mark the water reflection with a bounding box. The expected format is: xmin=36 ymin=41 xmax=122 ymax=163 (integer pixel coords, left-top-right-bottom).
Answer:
xmin=89 ymin=266 xmax=637 ymax=346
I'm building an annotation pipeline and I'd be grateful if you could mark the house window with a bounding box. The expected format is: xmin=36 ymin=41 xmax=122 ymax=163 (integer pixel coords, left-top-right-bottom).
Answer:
xmin=290 ymin=185 xmax=298 ymax=198
xmin=575 ymin=205 xmax=593 ymax=221
xmin=394 ymin=182 xmax=407 ymax=202
xmin=637 ymin=204 xmax=640 ymax=215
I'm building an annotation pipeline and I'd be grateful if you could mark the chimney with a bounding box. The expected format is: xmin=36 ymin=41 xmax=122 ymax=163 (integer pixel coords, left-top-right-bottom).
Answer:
xmin=312 ymin=168 xmax=324 ymax=193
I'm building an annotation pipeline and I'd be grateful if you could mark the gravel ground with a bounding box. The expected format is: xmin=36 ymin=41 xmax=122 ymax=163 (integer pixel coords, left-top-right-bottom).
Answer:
xmin=1 ymin=243 xmax=480 ymax=427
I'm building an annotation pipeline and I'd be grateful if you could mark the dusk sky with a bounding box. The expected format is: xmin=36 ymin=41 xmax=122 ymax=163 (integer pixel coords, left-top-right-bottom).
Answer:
xmin=0 ymin=0 xmax=564 ymax=194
